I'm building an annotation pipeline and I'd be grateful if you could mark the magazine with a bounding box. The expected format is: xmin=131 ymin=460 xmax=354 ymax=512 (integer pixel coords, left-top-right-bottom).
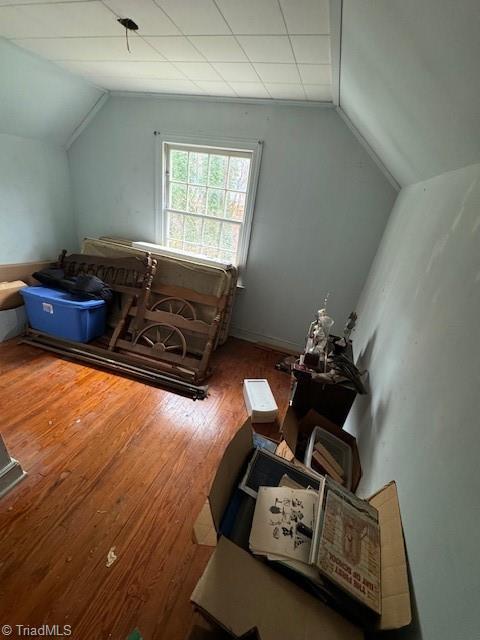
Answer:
xmin=315 ymin=483 xmax=381 ymax=614
xmin=249 ymin=478 xmax=381 ymax=616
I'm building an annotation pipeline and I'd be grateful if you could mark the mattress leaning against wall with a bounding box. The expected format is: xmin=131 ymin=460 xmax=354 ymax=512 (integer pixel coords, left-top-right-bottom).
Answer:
xmin=82 ymin=237 xmax=238 ymax=349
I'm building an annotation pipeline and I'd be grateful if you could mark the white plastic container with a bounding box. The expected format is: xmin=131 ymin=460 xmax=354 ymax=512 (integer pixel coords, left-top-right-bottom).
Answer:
xmin=243 ymin=379 xmax=278 ymax=423
xmin=304 ymin=426 xmax=353 ymax=490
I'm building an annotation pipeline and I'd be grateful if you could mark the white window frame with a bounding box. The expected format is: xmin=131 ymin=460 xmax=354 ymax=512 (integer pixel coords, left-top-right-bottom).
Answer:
xmin=155 ymin=132 xmax=263 ymax=274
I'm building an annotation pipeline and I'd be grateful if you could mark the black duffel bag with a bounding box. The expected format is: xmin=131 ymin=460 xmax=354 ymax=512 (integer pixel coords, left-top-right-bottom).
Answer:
xmin=32 ymin=268 xmax=112 ymax=302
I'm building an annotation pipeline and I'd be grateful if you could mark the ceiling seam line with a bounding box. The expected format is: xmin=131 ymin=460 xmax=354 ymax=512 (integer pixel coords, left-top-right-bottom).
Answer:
xmin=276 ymin=0 xmax=306 ymax=100
xmin=210 ymin=0 xmax=271 ymax=99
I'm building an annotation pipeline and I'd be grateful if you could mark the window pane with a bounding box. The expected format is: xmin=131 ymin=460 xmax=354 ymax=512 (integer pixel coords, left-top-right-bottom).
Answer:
xmin=184 ymin=241 xmax=203 ymax=255
xmin=225 ymin=191 xmax=246 ymax=220
xmin=169 ymin=212 xmax=184 ymax=240
xmin=165 ymin=143 xmax=257 ymax=266
xmin=170 ymin=183 xmax=187 ymax=210
xmin=227 ymin=157 xmax=250 ymax=192
xmin=219 ymin=250 xmax=235 ymax=262
xmin=208 ymin=155 xmax=228 ymax=188
xmin=188 ymin=152 xmax=208 ymax=186
xmin=203 ymin=247 xmax=221 ymax=259
xmin=207 ymin=189 xmax=225 ymax=217
xmin=170 ymin=149 xmax=188 ymax=182
xmin=187 ymin=186 xmax=206 ymax=214
xmin=203 ymin=219 xmax=221 ymax=248
xmin=219 ymin=222 xmax=240 ymax=253
xmin=184 ymin=215 xmax=203 ymax=244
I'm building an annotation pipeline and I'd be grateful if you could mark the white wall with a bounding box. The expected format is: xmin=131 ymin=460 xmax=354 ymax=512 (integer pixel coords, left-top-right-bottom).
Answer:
xmin=0 ymin=38 xmax=104 ymax=265
xmin=68 ymin=94 xmax=396 ymax=349
xmin=0 ymin=37 xmax=103 ymax=145
xmin=0 ymin=134 xmax=76 ymax=264
xmin=345 ymin=163 xmax=480 ymax=640
xmin=340 ymin=0 xmax=480 ymax=186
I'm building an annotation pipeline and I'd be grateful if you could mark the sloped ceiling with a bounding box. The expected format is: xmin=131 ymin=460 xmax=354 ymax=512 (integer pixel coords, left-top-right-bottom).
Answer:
xmin=0 ymin=37 xmax=104 ymax=146
xmin=340 ymin=0 xmax=480 ymax=186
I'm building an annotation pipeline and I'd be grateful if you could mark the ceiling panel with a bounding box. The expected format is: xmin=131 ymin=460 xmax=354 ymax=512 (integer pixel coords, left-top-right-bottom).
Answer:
xmin=157 ymin=0 xmax=229 ymax=35
xmin=188 ymin=36 xmax=247 ymax=62
xmin=3 ymin=0 xmax=334 ymax=102
xmin=290 ymin=35 xmax=331 ymax=64
xmin=212 ymin=62 xmax=259 ymax=82
xmin=279 ymin=0 xmax=330 ymax=35
xmin=253 ymin=63 xmax=300 ymax=84
xmin=195 ymin=81 xmax=236 ymax=96
xmin=13 ymin=36 xmax=163 ymax=61
xmin=265 ymin=83 xmax=306 ymax=99
xmin=216 ymin=0 xmax=286 ymax=35
xmin=228 ymin=82 xmax=270 ymax=98
xmin=298 ymin=63 xmax=331 ymax=85
xmin=174 ymin=62 xmax=222 ymax=82
xmin=103 ymin=0 xmax=179 ymax=36
xmin=144 ymin=36 xmax=204 ymax=61
xmin=60 ymin=60 xmax=184 ymax=79
xmin=0 ymin=0 xmax=90 ymax=4
xmin=236 ymin=35 xmax=294 ymax=63
xmin=89 ymin=76 xmax=202 ymax=93
xmin=0 ymin=2 xmax=121 ymax=38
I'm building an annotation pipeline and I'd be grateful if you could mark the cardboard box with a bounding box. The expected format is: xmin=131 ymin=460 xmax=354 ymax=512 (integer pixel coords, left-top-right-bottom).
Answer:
xmin=0 ymin=306 xmax=27 ymax=342
xmin=191 ymin=412 xmax=411 ymax=639
xmin=0 ymin=281 xmax=27 ymax=311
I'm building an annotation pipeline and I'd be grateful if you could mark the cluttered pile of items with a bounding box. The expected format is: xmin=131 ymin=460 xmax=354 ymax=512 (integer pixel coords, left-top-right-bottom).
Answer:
xmin=191 ymin=405 xmax=411 ymax=639
xmin=4 ymin=239 xmax=238 ymax=399
xmin=248 ymin=458 xmax=381 ymax=625
xmin=204 ymin=406 xmax=381 ymax=628
xmin=276 ymin=300 xmax=368 ymax=427
xmin=190 ymin=305 xmax=411 ymax=638
xmin=300 ymin=298 xmax=364 ymax=388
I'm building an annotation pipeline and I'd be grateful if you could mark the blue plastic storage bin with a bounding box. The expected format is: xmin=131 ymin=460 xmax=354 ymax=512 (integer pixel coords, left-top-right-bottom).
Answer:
xmin=21 ymin=286 xmax=106 ymax=343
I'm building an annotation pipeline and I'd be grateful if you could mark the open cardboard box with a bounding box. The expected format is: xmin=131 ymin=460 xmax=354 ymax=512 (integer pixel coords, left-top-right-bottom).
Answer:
xmin=0 ymin=281 xmax=27 ymax=311
xmin=191 ymin=409 xmax=411 ymax=639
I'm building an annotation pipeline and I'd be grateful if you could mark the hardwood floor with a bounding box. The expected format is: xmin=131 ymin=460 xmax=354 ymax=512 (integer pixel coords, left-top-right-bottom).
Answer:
xmin=0 ymin=337 xmax=291 ymax=639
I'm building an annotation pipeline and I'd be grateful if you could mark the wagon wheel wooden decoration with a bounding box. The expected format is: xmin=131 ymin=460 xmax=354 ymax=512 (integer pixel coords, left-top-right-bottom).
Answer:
xmin=151 ymin=296 xmax=197 ymax=320
xmin=133 ymin=322 xmax=187 ymax=358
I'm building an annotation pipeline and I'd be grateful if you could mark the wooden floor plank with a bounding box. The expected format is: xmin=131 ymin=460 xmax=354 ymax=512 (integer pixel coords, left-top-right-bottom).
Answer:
xmin=0 ymin=337 xmax=291 ymax=639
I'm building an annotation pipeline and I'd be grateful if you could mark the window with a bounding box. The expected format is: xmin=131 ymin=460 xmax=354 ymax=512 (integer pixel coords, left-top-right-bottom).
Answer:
xmin=157 ymin=135 xmax=262 ymax=270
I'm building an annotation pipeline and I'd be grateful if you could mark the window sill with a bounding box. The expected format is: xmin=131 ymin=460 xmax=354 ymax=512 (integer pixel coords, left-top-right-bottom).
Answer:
xmin=132 ymin=242 xmax=245 ymax=289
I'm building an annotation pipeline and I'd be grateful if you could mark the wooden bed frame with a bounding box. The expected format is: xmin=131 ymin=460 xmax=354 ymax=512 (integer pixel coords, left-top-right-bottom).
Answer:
xmin=24 ymin=250 xmax=227 ymax=389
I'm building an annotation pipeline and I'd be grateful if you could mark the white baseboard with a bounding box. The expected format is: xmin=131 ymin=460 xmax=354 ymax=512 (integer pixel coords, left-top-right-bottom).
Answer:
xmin=229 ymin=326 xmax=302 ymax=355
xmin=0 ymin=458 xmax=27 ymax=499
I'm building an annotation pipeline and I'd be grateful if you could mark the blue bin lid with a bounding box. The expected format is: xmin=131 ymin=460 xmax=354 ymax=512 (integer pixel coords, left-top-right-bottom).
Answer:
xmin=20 ymin=286 xmax=106 ymax=309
